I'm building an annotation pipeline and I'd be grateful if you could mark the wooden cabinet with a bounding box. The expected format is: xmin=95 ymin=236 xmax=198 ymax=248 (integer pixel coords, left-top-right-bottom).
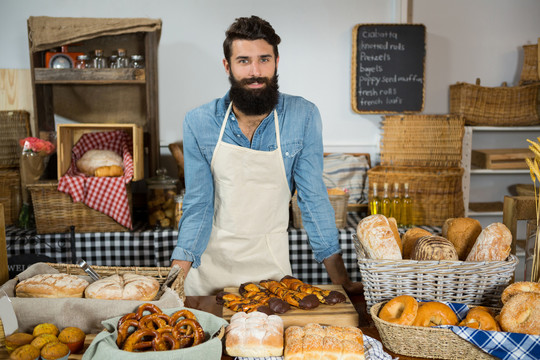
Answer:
xmin=27 ymin=20 xmax=161 ymax=177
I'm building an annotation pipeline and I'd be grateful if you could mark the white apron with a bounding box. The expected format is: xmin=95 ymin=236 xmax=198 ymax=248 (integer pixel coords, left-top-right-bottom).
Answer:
xmin=184 ymin=103 xmax=292 ymax=296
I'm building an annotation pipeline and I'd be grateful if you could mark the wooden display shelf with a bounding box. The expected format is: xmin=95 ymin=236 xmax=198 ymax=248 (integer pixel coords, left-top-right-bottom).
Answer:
xmin=34 ymin=68 xmax=146 ymax=84
xmin=468 ymin=201 xmax=504 ymax=214
xmin=471 ymin=148 xmax=533 ymax=170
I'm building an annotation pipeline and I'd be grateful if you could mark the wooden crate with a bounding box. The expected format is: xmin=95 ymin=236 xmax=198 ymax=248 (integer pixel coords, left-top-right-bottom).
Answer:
xmin=56 ymin=123 xmax=144 ymax=181
xmin=471 ymin=148 xmax=533 ymax=169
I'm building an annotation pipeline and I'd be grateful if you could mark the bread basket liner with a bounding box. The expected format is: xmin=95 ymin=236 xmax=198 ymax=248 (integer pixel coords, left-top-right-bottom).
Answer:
xmin=82 ymin=307 xmax=228 ymax=360
xmin=371 ymin=300 xmax=540 ymax=360
xmin=0 ymin=263 xmax=184 ymax=334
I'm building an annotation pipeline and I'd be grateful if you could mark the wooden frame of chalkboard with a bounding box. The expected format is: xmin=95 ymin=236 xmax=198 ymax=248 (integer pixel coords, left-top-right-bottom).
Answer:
xmin=351 ymin=23 xmax=426 ymax=114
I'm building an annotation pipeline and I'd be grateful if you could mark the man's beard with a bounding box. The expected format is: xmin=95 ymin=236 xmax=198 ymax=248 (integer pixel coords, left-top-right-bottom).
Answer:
xmin=229 ymin=72 xmax=279 ymax=116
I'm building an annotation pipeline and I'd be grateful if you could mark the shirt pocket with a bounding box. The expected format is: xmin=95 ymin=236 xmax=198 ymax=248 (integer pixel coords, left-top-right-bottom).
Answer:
xmin=281 ymin=140 xmax=303 ymax=159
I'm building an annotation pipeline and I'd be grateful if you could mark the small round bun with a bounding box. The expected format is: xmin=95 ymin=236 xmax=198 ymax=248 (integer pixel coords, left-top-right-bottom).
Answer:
xmin=499 ymin=292 xmax=540 ymax=335
xmin=84 ymin=273 xmax=159 ymax=300
xmin=411 ymin=235 xmax=458 ymax=261
xmin=379 ymin=295 xmax=418 ymax=325
xmin=442 ymin=217 xmax=482 ymax=260
xmin=401 ymin=228 xmax=432 ymax=259
xmin=459 ymin=306 xmax=500 ymax=331
xmin=15 ymin=274 xmax=88 ymax=298
xmin=412 ymin=302 xmax=458 ymax=327
xmin=501 ymin=281 xmax=540 ymax=304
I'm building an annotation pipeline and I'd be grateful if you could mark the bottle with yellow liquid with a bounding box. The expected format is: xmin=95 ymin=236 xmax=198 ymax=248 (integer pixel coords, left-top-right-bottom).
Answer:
xmin=391 ymin=182 xmax=401 ymax=221
xmin=381 ymin=183 xmax=391 ymax=217
xmin=400 ymin=182 xmax=413 ymax=228
xmin=369 ymin=182 xmax=381 ymax=215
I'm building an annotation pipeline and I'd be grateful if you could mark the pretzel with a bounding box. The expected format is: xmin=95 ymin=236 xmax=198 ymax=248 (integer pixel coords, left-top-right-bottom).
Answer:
xmin=153 ymin=333 xmax=181 ymax=351
xmin=117 ymin=318 xmax=140 ymax=347
xmin=173 ymin=319 xmax=205 ymax=348
xmin=170 ymin=309 xmax=197 ymax=325
xmin=135 ymin=303 xmax=163 ymax=320
xmin=139 ymin=313 xmax=171 ymax=330
xmin=122 ymin=328 xmax=160 ymax=352
xmin=117 ymin=312 xmax=138 ymax=329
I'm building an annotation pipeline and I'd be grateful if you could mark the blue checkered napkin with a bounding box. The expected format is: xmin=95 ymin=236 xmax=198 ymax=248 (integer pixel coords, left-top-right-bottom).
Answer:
xmin=234 ymin=334 xmax=397 ymax=360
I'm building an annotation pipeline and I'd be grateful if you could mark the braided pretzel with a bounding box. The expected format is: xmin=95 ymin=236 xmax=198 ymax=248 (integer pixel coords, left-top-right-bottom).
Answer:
xmin=173 ymin=318 xmax=205 ymax=348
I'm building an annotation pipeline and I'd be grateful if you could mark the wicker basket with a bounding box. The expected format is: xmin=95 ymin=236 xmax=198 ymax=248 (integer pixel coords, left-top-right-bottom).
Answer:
xmin=449 ymin=78 xmax=540 ymax=126
xmin=0 ymin=110 xmax=30 ymax=169
xmin=28 ymin=181 xmax=132 ymax=234
xmin=520 ymin=44 xmax=539 ymax=85
xmin=370 ymin=302 xmax=496 ymax=359
xmin=354 ymin=234 xmax=518 ymax=312
xmin=380 ymin=115 xmax=465 ymax=168
xmin=291 ymin=192 xmax=349 ymax=229
xmin=0 ymin=169 xmax=21 ymax=226
xmin=367 ymin=166 xmax=464 ymax=226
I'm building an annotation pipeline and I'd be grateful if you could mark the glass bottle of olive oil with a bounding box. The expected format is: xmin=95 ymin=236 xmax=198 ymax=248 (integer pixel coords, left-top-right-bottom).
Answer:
xmin=369 ymin=182 xmax=381 ymax=215
xmin=381 ymin=183 xmax=391 ymax=217
xmin=391 ymin=182 xmax=401 ymax=221
xmin=400 ymin=182 xmax=413 ymax=228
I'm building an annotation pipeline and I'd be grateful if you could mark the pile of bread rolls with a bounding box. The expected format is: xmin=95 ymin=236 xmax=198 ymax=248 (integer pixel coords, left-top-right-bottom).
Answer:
xmin=15 ymin=273 xmax=160 ymax=301
xmin=356 ymin=214 xmax=512 ymax=261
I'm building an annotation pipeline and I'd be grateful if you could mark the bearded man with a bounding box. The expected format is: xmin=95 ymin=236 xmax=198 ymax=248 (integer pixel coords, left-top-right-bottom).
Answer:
xmin=171 ymin=15 xmax=361 ymax=296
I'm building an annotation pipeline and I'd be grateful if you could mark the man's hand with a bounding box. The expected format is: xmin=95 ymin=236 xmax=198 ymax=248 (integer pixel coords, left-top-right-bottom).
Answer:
xmin=322 ymin=253 xmax=362 ymax=295
xmin=171 ymin=259 xmax=193 ymax=279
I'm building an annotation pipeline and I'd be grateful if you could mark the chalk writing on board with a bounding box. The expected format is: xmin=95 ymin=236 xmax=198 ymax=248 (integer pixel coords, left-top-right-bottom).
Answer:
xmin=351 ymin=24 xmax=426 ymax=114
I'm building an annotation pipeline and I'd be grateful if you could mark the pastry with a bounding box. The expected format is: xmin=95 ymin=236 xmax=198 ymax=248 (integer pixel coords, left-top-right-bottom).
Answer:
xmin=15 ymin=274 xmax=88 ymax=298
xmin=84 ymin=273 xmax=159 ymax=301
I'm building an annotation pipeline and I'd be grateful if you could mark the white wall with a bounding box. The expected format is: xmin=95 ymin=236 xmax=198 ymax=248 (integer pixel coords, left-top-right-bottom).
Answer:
xmin=1 ymin=0 xmax=540 ymax=162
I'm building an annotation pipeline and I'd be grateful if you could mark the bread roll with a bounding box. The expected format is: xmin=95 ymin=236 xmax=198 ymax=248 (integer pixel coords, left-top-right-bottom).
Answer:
xmin=356 ymin=214 xmax=402 ymax=260
xmin=94 ymin=165 xmax=123 ymax=177
xmin=387 ymin=217 xmax=402 ymax=253
xmin=76 ymin=149 xmax=124 ymax=177
xmin=411 ymin=235 xmax=459 ymax=261
xmin=499 ymin=292 xmax=540 ymax=335
xmin=442 ymin=217 xmax=482 ymax=260
xmin=401 ymin=228 xmax=432 ymax=259
xmin=225 ymin=311 xmax=284 ymax=357
xmin=84 ymin=274 xmax=159 ymax=300
xmin=466 ymin=222 xmax=512 ymax=261
xmin=15 ymin=273 xmax=89 ymax=298
xmin=501 ymin=281 xmax=540 ymax=304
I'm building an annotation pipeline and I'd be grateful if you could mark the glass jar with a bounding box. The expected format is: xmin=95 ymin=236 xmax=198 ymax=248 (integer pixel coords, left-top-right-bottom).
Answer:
xmin=116 ymin=48 xmax=129 ymax=68
xmin=75 ymin=55 xmax=91 ymax=69
xmin=174 ymin=190 xmax=185 ymax=230
xmin=146 ymin=168 xmax=178 ymax=229
xmin=108 ymin=55 xmax=118 ymax=68
xmin=129 ymin=55 xmax=145 ymax=69
xmin=92 ymin=49 xmax=107 ymax=69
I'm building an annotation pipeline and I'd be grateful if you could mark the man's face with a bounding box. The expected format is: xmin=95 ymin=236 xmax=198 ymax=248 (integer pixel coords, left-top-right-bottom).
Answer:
xmin=224 ymin=39 xmax=280 ymax=116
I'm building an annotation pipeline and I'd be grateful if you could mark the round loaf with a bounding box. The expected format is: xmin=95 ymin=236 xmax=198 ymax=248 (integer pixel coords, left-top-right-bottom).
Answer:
xmin=466 ymin=222 xmax=512 ymax=261
xmin=15 ymin=273 xmax=89 ymax=298
xmin=76 ymin=149 xmax=124 ymax=177
xmin=501 ymin=281 xmax=540 ymax=304
xmin=84 ymin=273 xmax=159 ymax=301
xmin=499 ymin=292 xmax=540 ymax=335
xmin=411 ymin=235 xmax=458 ymax=261
xmin=442 ymin=217 xmax=482 ymax=260
xmin=356 ymin=214 xmax=402 ymax=260
xmin=401 ymin=228 xmax=432 ymax=259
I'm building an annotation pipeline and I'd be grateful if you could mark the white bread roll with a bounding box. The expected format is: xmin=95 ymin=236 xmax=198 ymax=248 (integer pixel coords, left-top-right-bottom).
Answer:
xmin=225 ymin=311 xmax=284 ymax=357
xmin=84 ymin=273 xmax=159 ymax=300
xmin=356 ymin=214 xmax=402 ymax=260
xmin=76 ymin=149 xmax=124 ymax=176
xmin=15 ymin=273 xmax=89 ymax=298
xmin=466 ymin=222 xmax=512 ymax=261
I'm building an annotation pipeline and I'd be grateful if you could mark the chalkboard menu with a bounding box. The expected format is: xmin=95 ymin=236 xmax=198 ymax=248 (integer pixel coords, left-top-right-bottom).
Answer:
xmin=351 ymin=24 xmax=426 ymax=114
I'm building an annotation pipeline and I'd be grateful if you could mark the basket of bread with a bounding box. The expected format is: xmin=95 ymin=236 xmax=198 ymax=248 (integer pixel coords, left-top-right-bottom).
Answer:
xmin=353 ymin=214 xmax=519 ymax=311
xmin=370 ymin=281 xmax=540 ymax=360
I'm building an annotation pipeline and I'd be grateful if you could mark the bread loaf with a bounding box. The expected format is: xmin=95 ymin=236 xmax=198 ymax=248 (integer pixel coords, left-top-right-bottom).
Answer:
xmin=284 ymin=323 xmax=365 ymax=360
xmin=466 ymin=222 xmax=512 ymax=261
xmin=225 ymin=311 xmax=284 ymax=357
xmin=401 ymin=228 xmax=432 ymax=259
xmin=442 ymin=217 xmax=482 ymax=260
xmin=499 ymin=292 xmax=540 ymax=335
xmin=76 ymin=149 xmax=124 ymax=177
xmin=356 ymin=214 xmax=401 ymax=260
xmin=410 ymin=235 xmax=459 ymax=261
xmin=15 ymin=273 xmax=89 ymax=298
xmin=84 ymin=274 xmax=159 ymax=300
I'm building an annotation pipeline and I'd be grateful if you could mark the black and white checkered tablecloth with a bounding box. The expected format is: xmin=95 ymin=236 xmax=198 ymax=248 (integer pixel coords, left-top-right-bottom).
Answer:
xmin=5 ymin=214 xmax=440 ymax=285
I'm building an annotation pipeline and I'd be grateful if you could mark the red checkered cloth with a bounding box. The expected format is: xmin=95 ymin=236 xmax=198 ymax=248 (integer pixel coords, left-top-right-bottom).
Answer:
xmin=57 ymin=130 xmax=134 ymax=229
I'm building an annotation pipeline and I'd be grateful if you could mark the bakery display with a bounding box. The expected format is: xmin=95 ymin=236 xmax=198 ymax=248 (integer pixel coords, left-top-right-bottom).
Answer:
xmin=284 ymin=323 xmax=365 ymax=360
xmin=410 ymin=235 xmax=459 ymax=261
xmin=401 ymin=227 xmax=432 ymax=259
xmin=15 ymin=274 xmax=89 ymax=298
xmin=441 ymin=217 xmax=482 ymax=260
xmin=466 ymin=222 xmax=512 ymax=261
xmin=84 ymin=273 xmax=159 ymax=301
xmin=356 ymin=214 xmax=402 ymax=260
xmin=225 ymin=311 xmax=284 ymax=357
xmin=499 ymin=292 xmax=540 ymax=335
xmin=76 ymin=149 xmax=124 ymax=177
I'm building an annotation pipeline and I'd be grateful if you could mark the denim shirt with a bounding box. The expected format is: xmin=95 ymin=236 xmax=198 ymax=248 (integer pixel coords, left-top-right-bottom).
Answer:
xmin=171 ymin=92 xmax=340 ymax=268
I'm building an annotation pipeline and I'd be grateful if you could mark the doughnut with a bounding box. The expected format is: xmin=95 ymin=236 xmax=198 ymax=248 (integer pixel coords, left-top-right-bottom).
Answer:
xmin=500 ymin=292 xmax=540 ymax=335
xmin=459 ymin=306 xmax=500 ymax=331
xmin=412 ymin=302 xmax=458 ymax=327
xmin=501 ymin=281 xmax=540 ymax=304
xmin=378 ymin=295 xmax=419 ymax=325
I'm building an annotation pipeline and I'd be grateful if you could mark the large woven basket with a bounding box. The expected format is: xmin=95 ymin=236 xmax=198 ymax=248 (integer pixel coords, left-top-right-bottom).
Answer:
xmin=380 ymin=114 xmax=465 ymax=168
xmin=291 ymin=192 xmax=349 ymax=228
xmin=28 ymin=180 xmax=132 ymax=234
xmin=367 ymin=166 xmax=464 ymax=226
xmin=370 ymin=302 xmax=496 ymax=359
xmin=520 ymin=44 xmax=539 ymax=85
xmin=449 ymin=78 xmax=540 ymax=126
xmin=354 ymin=234 xmax=518 ymax=312
xmin=0 ymin=110 xmax=30 ymax=169
xmin=0 ymin=169 xmax=21 ymax=226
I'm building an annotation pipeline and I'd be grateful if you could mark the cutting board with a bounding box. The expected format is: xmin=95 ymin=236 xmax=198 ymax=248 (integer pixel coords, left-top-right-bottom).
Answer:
xmin=222 ymin=284 xmax=359 ymax=328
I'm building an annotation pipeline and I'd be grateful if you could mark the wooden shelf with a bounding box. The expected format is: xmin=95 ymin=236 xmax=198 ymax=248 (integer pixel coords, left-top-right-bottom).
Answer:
xmin=468 ymin=201 xmax=504 ymax=216
xmin=470 ymin=168 xmax=531 ymax=174
xmin=34 ymin=68 xmax=145 ymax=84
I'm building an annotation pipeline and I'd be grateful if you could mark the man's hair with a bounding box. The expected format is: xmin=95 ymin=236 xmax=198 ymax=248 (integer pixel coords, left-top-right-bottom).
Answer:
xmin=223 ymin=16 xmax=281 ymax=63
